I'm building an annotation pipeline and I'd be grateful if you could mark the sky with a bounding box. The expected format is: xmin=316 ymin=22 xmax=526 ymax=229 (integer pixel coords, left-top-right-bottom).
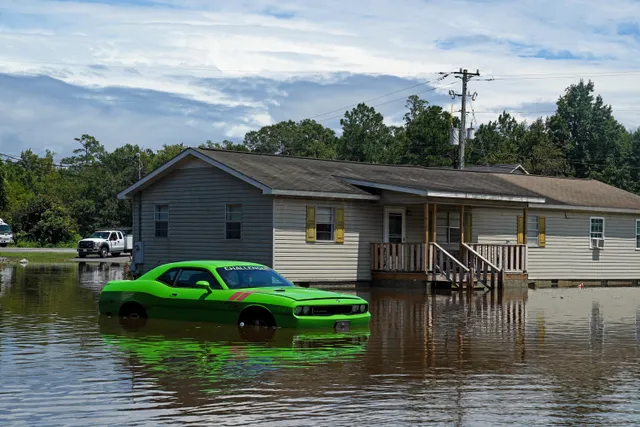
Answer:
xmin=1 ymin=0 xmax=640 ymax=159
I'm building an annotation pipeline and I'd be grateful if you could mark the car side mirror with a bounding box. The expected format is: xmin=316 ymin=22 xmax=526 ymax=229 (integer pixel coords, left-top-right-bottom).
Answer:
xmin=195 ymin=280 xmax=212 ymax=291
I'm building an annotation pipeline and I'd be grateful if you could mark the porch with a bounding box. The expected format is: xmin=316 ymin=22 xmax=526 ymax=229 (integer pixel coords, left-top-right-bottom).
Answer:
xmin=370 ymin=203 xmax=530 ymax=290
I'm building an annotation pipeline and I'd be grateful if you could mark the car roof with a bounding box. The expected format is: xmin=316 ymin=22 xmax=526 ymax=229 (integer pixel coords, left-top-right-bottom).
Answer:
xmin=155 ymin=260 xmax=267 ymax=270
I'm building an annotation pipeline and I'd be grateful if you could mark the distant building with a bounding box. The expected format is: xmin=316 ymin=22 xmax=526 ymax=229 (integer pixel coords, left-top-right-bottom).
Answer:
xmin=119 ymin=148 xmax=640 ymax=288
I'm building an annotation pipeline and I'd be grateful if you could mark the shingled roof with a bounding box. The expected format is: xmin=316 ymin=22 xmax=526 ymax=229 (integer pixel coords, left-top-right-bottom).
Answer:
xmin=118 ymin=148 xmax=640 ymax=211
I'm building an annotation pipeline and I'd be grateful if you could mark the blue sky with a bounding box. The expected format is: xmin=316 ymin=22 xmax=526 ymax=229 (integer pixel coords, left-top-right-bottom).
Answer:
xmin=1 ymin=0 xmax=640 ymax=158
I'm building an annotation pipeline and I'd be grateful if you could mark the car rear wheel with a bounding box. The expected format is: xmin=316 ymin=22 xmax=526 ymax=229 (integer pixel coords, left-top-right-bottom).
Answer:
xmin=0 ymin=243 xmax=6 ymax=248
xmin=119 ymin=302 xmax=148 ymax=329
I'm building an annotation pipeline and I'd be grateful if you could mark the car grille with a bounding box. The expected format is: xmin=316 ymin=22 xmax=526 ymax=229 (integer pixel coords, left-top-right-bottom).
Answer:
xmin=310 ymin=305 xmax=356 ymax=316
xmin=79 ymin=241 xmax=94 ymax=249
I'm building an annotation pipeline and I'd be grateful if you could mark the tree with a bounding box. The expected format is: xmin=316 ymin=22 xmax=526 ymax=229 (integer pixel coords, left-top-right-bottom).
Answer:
xmin=547 ymin=80 xmax=627 ymax=181
xmin=396 ymin=95 xmax=455 ymax=167
xmin=337 ymin=103 xmax=394 ymax=163
xmin=243 ymin=120 xmax=337 ymax=158
xmin=199 ymin=140 xmax=249 ymax=152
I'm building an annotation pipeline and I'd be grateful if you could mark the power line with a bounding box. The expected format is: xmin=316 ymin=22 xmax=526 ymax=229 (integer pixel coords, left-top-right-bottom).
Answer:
xmin=306 ymin=72 xmax=452 ymax=120
xmin=316 ymin=76 xmax=457 ymax=124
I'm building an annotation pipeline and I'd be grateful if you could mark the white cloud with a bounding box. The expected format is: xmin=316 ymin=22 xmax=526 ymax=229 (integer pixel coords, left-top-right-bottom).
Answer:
xmin=1 ymin=0 xmax=640 ymax=157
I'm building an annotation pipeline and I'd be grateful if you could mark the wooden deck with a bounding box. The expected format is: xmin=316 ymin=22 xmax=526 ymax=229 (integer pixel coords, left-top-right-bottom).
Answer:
xmin=371 ymin=242 xmax=528 ymax=290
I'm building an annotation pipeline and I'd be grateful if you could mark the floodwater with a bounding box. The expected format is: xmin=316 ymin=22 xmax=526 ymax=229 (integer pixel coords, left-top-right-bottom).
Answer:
xmin=1 ymin=264 xmax=640 ymax=426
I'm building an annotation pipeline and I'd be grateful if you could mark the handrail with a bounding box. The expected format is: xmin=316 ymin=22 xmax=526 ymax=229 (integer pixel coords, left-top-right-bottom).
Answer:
xmin=462 ymin=243 xmax=499 ymax=271
xmin=431 ymin=243 xmax=469 ymax=272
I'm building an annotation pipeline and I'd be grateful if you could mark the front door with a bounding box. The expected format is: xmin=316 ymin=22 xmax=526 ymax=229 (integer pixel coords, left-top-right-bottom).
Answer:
xmin=384 ymin=208 xmax=406 ymax=243
xmin=383 ymin=208 xmax=406 ymax=270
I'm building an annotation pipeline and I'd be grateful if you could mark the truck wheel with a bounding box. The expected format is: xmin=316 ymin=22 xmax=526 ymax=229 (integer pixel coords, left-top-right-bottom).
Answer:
xmin=78 ymin=253 xmax=87 ymax=258
xmin=0 ymin=243 xmax=6 ymax=248
xmin=99 ymin=246 xmax=109 ymax=258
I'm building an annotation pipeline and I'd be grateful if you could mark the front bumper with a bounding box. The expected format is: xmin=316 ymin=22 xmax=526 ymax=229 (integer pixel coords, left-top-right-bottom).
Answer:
xmin=277 ymin=312 xmax=371 ymax=330
xmin=78 ymin=248 xmax=99 ymax=254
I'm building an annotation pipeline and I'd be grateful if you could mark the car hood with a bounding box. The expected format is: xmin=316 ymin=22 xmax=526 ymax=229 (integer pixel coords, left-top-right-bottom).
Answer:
xmin=79 ymin=238 xmax=106 ymax=244
xmin=244 ymin=287 xmax=364 ymax=302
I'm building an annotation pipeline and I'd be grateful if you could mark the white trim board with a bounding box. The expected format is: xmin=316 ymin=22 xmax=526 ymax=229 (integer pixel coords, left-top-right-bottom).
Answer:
xmin=342 ymin=178 xmax=546 ymax=204
xmin=528 ymin=203 xmax=640 ymax=215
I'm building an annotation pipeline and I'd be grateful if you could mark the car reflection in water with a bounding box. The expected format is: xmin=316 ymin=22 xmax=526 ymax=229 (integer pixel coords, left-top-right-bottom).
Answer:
xmin=99 ymin=316 xmax=370 ymax=391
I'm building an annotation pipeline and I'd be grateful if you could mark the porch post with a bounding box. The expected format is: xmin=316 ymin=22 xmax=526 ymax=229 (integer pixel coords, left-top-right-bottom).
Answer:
xmin=430 ymin=204 xmax=437 ymax=272
xmin=424 ymin=202 xmax=429 ymax=272
xmin=523 ymin=207 xmax=528 ymax=245
xmin=459 ymin=204 xmax=465 ymax=255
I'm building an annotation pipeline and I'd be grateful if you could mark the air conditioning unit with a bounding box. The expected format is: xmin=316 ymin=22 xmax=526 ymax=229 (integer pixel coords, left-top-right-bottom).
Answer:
xmin=591 ymin=238 xmax=604 ymax=250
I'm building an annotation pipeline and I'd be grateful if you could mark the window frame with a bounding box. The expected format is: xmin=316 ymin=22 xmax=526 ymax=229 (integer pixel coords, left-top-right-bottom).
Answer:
xmin=315 ymin=206 xmax=335 ymax=242
xmin=156 ymin=267 xmax=180 ymax=286
xmin=154 ymin=204 xmax=170 ymax=238
xmin=436 ymin=211 xmax=466 ymax=244
xmin=636 ymin=219 xmax=640 ymax=250
xmin=527 ymin=215 xmax=540 ymax=247
xmin=174 ymin=268 xmax=222 ymax=289
xmin=225 ymin=204 xmax=243 ymax=240
xmin=590 ymin=216 xmax=605 ymax=248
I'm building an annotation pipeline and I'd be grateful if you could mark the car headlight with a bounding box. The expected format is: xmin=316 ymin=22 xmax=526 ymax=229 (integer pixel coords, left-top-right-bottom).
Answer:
xmin=294 ymin=306 xmax=302 ymax=315
xmin=302 ymin=306 xmax=310 ymax=315
xmin=360 ymin=304 xmax=367 ymax=313
xmin=351 ymin=305 xmax=359 ymax=313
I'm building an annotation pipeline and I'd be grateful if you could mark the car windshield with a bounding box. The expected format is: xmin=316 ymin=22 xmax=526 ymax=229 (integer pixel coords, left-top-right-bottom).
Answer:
xmin=216 ymin=266 xmax=294 ymax=289
xmin=90 ymin=232 xmax=110 ymax=239
xmin=0 ymin=225 xmax=11 ymax=233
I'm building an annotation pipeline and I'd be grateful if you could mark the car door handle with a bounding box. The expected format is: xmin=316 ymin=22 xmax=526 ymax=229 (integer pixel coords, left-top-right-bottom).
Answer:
xmin=170 ymin=293 xmax=178 ymax=297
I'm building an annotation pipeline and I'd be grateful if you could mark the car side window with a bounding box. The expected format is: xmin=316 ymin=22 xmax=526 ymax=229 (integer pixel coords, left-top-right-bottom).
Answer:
xmin=157 ymin=268 xmax=179 ymax=286
xmin=109 ymin=232 xmax=117 ymax=241
xmin=117 ymin=232 xmax=123 ymax=240
xmin=175 ymin=269 xmax=222 ymax=289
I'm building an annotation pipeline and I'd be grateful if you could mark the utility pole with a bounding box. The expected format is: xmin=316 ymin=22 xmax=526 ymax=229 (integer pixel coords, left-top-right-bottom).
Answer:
xmin=136 ymin=152 xmax=143 ymax=180
xmin=449 ymin=68 xmax=480 ymax=169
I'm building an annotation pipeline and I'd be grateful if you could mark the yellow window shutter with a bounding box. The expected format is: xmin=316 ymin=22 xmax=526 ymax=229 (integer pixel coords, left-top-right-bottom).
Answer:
xmin=538 ymin=216 xmax=546 ymax=248
xmin=517 ymin=216 xmax=524 ymax=244
xmin=335 ymin=207 xmax=345 ymax=243
xmin=306 ymin=206 xmax=316 ymax=242
xmin=464 ymin=213 xmax=472 ymax=243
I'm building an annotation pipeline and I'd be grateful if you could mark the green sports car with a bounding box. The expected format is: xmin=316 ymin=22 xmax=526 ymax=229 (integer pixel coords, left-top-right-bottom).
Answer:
xmin=98 ymin=260 xmax=371 ymax=331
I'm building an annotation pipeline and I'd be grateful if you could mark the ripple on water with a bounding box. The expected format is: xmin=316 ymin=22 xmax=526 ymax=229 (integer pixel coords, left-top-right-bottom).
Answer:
xmin=2 ymin=265 xmax=640 ymax=425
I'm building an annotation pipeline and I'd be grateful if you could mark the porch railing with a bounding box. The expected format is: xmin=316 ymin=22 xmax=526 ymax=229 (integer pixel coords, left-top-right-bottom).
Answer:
xmin=430 ymin=242 xmax=471 ymax=288
xmin=469 ymin=244 xmax=527 ymax=273
xmin=371 ymin=243 xmax=426 ymax=273
xmin=462 ymin=243 xmax=501 ymax=289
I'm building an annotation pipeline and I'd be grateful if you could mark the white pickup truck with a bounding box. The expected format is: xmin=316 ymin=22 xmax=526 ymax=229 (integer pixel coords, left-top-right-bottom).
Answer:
xmin=77 ymin=230 xmax=133 ymax=258
xmin=0 ymin=218 xmax=14 ymax=247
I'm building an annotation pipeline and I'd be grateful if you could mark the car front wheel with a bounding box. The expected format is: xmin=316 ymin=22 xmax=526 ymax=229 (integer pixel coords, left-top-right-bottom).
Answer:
xmin=99 ymin=247 xmax=108 ymax=258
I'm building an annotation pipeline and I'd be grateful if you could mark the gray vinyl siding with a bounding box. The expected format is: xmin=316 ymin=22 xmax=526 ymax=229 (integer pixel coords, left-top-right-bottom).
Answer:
xmin=134 ymin=164 xmax=273 ymax=273
xmin=273 ymin=198 xmax=382 ymax=282
xmin=473 ymin=208 xmax=640 ymax=280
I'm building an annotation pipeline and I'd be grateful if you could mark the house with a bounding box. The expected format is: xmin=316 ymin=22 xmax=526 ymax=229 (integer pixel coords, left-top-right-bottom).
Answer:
xmin=117 ymin=147 xmax=640 ymax=288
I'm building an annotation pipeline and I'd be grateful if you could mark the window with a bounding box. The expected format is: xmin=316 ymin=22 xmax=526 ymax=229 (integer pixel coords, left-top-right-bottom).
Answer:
xmin=590 ymin=217 xmax=605 ymax=249
xmin=109 ymin=232 xmax=117 ymax=241
xmin=436 ymin=211 xmax=464 ymax=244
xmin=316 ymin=207 xmax=335 ymax=241
xmin=527 ymin=216 xmax=539 ymax=247
xmin=157 ymin=268 xmax=179 ymax=286
xmin=155 ymin=205 xmax=169 ymax=237
xmin=175 ymin=269 xmax=221 ymax=289
xmin=225 ymin=205 xmax=242 ymax=239
xmin=636 ymin=220 xmax=640 ymax=249
xmin=117 ymin=232 xmax=123 ymax=240
xmin=216 ymin=266 xmax=294 ymax=290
